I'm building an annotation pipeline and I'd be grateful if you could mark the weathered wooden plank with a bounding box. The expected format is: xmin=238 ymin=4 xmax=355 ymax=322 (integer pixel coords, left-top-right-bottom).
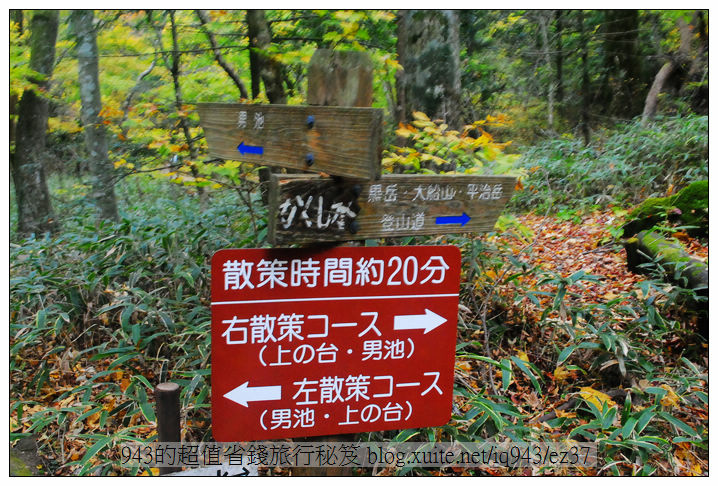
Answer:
xmin=196 ymin=103 xmax=383 ymax=180
xmin=307 ymin=50 xmax=374 ymax=107
xmin=268 ymin=174 xmax=516 ymax=245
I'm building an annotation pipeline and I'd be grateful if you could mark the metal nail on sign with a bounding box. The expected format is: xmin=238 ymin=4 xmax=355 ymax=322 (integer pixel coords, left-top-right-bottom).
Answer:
xmin=196 ymin=103 xmax=383 ymax=180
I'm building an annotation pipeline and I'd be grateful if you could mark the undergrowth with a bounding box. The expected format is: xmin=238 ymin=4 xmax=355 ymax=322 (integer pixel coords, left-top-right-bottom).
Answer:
xmin=512 ymin=115 xmax=708 ymax=212
xmin=10 ymin=176 xmax=266 ymax=475
xmin=10 ymin=127 xmax=708 ymax=475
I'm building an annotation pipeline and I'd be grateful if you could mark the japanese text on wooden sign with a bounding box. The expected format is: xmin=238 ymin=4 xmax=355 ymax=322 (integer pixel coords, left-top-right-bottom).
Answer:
xmin=196 ymin=103 xmax=383 ymax=180
xmin=268 ymin=174 xmax=516 ymax=245
xmin=211 ymin=246 xmax=460 ymax=441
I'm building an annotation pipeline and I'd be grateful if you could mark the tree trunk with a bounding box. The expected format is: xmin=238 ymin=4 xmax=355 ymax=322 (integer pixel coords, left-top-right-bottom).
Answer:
xmin=578 ymin=10 xmax=590 ymax=145
xmin=598 ymin=10 xmax=641 ymax=117
xmin=537 ymin=11 xmax=555 ymax=132
xmin=396 ymin=10 xmax=462 ymax=129
xmin=625 ymin=231 xmax=708 ymax=290
xmin=10 ymin=9 xmax=23 ymax=34
xmin=71 ymin=9 xmax=119 ymax=223
xmin=11 ymin=10 xmax=60 ymax=237
xmin=554 ymin=10 xmax=564 ymax=112
xmin=196 ymin=10 xmax=249 ymax=99
xmin=641 ymin=61 xmax=674 ymax=124
xmin=641 ymin=12 xmax=708 ymax=122
xmin=246 ymin=10 xmax=286 ymax=104
xmin=624 ymin=230 xmax=708 ymax=337
xmin=167 ymin=10 xmax=204 ymax=201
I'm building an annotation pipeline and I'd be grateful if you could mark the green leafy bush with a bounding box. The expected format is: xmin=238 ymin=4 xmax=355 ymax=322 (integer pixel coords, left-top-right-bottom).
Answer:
xmin=512 ymin=115 xmax=708 ymax=211
xmin=10 ymin=176 xmax=265 ymax=475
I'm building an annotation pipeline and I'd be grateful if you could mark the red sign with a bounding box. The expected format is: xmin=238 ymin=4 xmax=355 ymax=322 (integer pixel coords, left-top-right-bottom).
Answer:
xmin=211 ymin=246 xmax=460 ymax=441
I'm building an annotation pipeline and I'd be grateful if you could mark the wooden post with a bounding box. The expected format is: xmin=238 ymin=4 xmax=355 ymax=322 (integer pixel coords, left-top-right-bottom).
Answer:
xmin=290 ymin=50 xmax=373 ymax=477
xmin=155 ymin=382 xmax=182 ymax=475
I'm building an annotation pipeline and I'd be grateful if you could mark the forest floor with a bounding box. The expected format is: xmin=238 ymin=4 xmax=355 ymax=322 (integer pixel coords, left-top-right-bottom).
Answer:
xmin=10 ymin=206 xmax=708 ymax=476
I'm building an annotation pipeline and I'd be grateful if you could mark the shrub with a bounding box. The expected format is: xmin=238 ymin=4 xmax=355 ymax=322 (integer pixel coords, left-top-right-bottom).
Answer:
xmin=512 ymin=115 xmax=708 ymax=211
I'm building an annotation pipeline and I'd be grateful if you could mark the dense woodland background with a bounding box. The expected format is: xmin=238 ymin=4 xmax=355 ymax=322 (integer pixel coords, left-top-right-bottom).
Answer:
xmin=9 ymin=10 xmax=708 ymax=476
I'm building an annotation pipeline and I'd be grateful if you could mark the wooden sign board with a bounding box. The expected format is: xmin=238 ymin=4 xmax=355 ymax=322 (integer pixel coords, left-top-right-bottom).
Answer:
xmin=196 ymin=103 xmax=383 ymax=180
xmin=268 ymin=174 xmax=516 ymax=245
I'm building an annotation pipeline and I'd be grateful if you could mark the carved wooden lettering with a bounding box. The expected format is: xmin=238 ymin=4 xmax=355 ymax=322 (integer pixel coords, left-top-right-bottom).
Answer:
xmin=268 ymin=174 xmax=516 ymax=245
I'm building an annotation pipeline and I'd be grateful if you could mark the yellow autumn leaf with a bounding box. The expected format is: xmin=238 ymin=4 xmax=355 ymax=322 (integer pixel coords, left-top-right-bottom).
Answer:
xmin=412 ymin=111 xmax=430 ymax=121
xmin=660 ymin=384 xmax=680 ymax=408
xmin=412 ymin=119 xmax=435 ymax=128
xmin=555 ymin=409 xmax=577 ymax=419
xmin=456 ymin=361 xmax=472 ymax=372
xmin=553 ymin=365 xmax=571 ymax=383
xmin=516 ymin=350 xmax=530 ymax=364
xmin=395 ymin=126 xmax=415 ymax=138
xmin=114 ymin=158 xmax=127 ymax=168
xmin=579 ymin=387 xmax=616 ymax=409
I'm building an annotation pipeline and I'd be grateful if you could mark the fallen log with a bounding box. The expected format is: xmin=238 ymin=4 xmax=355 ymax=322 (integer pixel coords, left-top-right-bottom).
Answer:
xmin=624 ymin=230 xmax=707 ymax=338
xmin=625 ymin=230 xmax=708 ymax=290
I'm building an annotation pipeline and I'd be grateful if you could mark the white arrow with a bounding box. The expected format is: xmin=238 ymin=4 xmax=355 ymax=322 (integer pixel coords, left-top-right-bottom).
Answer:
xmin=224 ymin=382 xmax=282 ymax=407
xmin=393 ymin=309 xmax=447 ymax=334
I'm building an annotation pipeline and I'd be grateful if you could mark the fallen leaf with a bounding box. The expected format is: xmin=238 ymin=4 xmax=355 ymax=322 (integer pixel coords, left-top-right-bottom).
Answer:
xmin=660 ymin=384 xmax=680 ymax=408
xmin=579 ymin=387 xmax=616 ymax=410
xmin=553 ymin=365 xmax=572 ymax=383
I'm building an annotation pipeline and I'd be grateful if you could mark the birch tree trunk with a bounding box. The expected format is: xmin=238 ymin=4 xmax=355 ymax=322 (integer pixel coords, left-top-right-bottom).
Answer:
xmin=71 ymin=9 xmax=119 ymax=223
xmin=538 ymin=12 xmax=555 ymax=133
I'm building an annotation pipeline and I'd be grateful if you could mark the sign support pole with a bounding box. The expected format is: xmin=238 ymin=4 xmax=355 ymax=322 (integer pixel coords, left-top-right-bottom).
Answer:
xmin=290 ymin=49 xmax=373 ymax=477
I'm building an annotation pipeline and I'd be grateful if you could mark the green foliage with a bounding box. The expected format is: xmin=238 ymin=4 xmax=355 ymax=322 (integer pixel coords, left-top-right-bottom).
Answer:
xmin=424 ymin=212 xmax=708 ymax=474
xmin=623 ymin=179 xmax=708 ymax=238
xmin=512 ymin=115 xmax=708 ymax=211
xmin=382 ymin=111 xmax=523 ymax=177
xmin=10 ymin=175 xmax=264 ymax=475
xmin=10 ymin=8 xmax=709 ymax=477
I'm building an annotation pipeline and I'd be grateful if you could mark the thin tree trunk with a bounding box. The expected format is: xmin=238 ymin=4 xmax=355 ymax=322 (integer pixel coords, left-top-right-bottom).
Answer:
xmin=246 ymin=10 xmax=286 ymax=104
xmin=71 ymin=9 xmax=119 ymax=223
xmin=554 ymin=10 xmax=564 ymax=111
xmin=196 ymin=10 xmax=249 ymax=99
xmin=641 ymin=61 xmax=674 ymax=124
xmin=10 ymin=9 xmax=23 ymax=34
xmin=578 ymin=10 xmax=590 ymax=145
xmin=11 ymin=10 xmax=60 ymax=237
xmin=119 ymin=57 xmax=157 ymax=139
xmin=167 ymin=10 xmax=205 ymax=201
xmin=538 ymin=12 xmax=555 ymax=132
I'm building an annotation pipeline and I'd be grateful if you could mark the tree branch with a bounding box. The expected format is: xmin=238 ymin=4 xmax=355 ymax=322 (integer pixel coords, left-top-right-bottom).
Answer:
xmin=195 ymin=10 xmax=249 ymax=99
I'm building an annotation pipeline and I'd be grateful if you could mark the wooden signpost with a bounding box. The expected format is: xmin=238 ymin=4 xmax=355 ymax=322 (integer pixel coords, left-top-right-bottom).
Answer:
xmin=196 ymin=49 xmax=517 ymax=474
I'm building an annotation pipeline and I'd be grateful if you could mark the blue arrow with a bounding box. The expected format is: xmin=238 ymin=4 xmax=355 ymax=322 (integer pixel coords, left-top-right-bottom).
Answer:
xmin=237 ymin=141 xmax=264 ymax=156
xmin=435 ymin=212 xmax=471 ymax=226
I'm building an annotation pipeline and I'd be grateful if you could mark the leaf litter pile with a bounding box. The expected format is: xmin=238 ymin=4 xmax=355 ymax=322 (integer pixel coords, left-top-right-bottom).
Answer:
xmin=10 ymin=208 xmax=708 ymax=476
